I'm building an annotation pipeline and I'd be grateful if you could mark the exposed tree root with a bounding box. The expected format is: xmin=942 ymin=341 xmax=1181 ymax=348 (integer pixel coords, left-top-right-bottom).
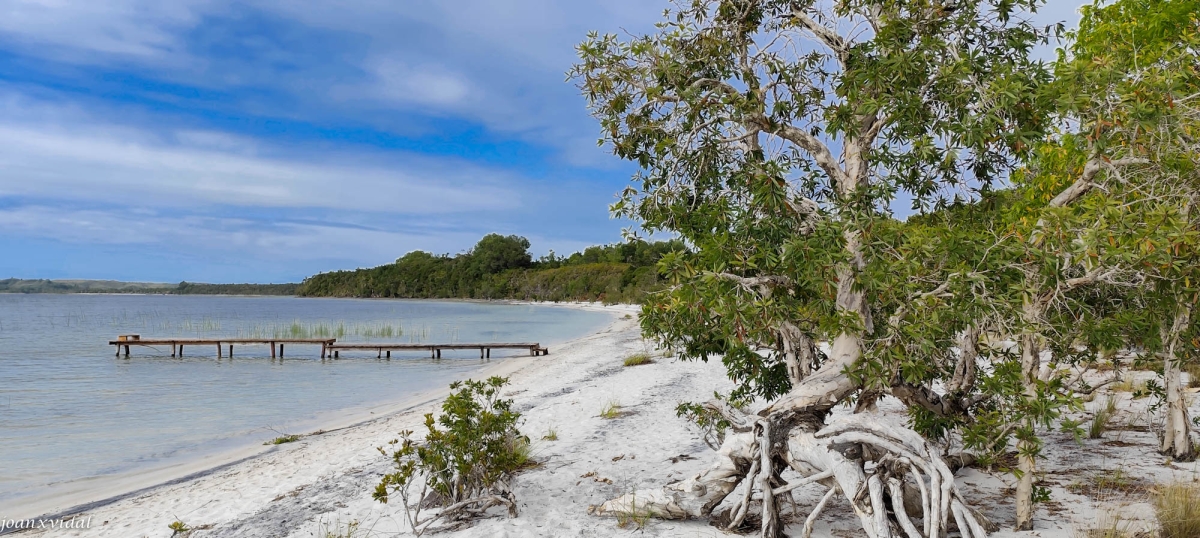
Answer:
xmin=593 ymin=409 xmax=991 ymax=537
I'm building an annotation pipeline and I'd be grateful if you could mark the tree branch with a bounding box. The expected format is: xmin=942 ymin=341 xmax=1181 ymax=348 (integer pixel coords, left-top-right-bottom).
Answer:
xmin=1048 ymin=157 xmax=1150 ymax=208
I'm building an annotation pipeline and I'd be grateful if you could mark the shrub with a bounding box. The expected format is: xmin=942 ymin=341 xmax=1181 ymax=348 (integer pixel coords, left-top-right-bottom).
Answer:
xmin=266 ymin=434 xmax=300 ymax=445
xmin=623 ymin=353 xmax=653 ymax=367
xmin=1155 ymin=481 xmax=1200 ymax=538
xmin=374 ymin=376 xmax=527 ymax=535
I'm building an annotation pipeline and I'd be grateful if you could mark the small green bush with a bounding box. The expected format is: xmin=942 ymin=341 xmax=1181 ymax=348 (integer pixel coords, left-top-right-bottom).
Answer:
xmin=623 ymin=353 xmax=653 ymax=367
xmin=265 ymin=434 xmax=300 ymax=445
xmin=375 ymin=376 xmax=526 ymax=535
xmin=168 ymin=520 xmax=190 ymax=535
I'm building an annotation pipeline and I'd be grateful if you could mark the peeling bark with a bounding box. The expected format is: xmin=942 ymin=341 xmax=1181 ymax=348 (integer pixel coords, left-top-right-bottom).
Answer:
xmin=1162 ymin=302 xmax=1194 ymax=461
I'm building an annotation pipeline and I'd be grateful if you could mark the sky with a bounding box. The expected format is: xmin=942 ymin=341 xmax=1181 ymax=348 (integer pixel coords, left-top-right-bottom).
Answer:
xmin=0 ymin=1 xmax=1088 ymax=284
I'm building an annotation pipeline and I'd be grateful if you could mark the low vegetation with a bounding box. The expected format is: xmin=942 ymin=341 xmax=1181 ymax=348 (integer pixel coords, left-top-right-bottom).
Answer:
xmin=374 ymin=376 xmax=528 ymax=535
xmin=1155 ymin=481 xmax=1200 ymax=538
xmin=1089 ymin=396 xmax=1118 ymax=439
xmin=168 ymin=520 xmax=190 ymax=535
xmin=599 ymin=400 xmax=623 ymax=419
xmin=541 ymin=427 xmax=558 ymax=441
xmin=265 ymin=434 xmax=300 ymax=445
xmin=622 ymin=353 xmax=653 ymax=367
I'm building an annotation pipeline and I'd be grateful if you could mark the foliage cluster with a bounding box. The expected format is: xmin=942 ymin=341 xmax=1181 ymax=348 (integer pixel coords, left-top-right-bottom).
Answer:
xmin=374 ymin=376 xmax=528 ymax=535
xmin=298 ymin=233 xmax=683 ymax=303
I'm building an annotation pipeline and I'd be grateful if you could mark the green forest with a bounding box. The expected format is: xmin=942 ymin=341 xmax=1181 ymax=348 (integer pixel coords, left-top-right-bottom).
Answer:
xmin=296 ymin=234 xmax=684 ymax=303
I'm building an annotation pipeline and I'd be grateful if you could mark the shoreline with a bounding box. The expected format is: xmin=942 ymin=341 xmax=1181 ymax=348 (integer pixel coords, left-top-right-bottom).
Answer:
xmin=8 ymin=301 xmax=631 ymax=526
xmin=15 ymin=299 xmax=1189 ymax=537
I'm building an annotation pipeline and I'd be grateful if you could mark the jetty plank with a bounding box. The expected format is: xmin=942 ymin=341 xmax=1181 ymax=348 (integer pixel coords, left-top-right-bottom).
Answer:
xmin=110 ymin=337 xmax=548 ymax=357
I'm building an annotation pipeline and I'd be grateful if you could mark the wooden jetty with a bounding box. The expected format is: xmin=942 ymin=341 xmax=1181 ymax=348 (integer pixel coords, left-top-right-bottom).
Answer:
xmin=109 ymin=335 xmax=547 ymax=359
xmin=110 ymin=335 xmax=336 ymax=358
xmin=324 ymin=342 xmax=548 ymax=359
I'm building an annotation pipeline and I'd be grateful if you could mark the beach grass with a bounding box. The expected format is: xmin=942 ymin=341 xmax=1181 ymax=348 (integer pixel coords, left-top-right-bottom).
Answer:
xmin=623 ymin=353 xmax=653 ymax=367
xmin=1156 ymin=480 xmax=1200 ymax=538
xmin=600 ymin=400 xmax=622 ymax=419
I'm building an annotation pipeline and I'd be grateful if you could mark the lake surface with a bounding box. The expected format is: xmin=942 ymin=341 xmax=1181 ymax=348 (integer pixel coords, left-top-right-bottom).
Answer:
xmin=0 ymin=294 xmax=613 ymax=511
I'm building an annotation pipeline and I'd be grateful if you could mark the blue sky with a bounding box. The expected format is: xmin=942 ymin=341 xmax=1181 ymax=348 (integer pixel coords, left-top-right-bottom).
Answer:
xmin=0 ymin=1 xmax=1087 ymax=283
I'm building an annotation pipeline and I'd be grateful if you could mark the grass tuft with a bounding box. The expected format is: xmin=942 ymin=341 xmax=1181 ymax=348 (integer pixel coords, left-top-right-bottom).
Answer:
xmin=1088 ymin=396 xmax=1117 ymax=439
xmin=614 ymin=497 xmax=654 ymax=529
xmin=623 ymin=353 xmax=653 ymax=367
xmin=542 ymin=427 xmax=558 ymax=441
xmin=600 ymin=400 xmax=623 ymax=419
xmin=1155 ymin=480 xmax=1200 ymax=538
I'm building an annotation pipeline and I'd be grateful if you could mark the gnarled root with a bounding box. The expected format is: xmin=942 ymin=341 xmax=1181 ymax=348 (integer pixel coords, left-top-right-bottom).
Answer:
xmin=592 ymin=412 xmax=993 ymax=538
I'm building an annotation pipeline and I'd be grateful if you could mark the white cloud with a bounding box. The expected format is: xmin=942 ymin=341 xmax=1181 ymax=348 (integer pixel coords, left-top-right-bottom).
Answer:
xmin=0 ymin=205 xmax=480 ymax=263
xmin=0 ymin=94 xmax=521 ymax=214
xmin=355 ymin=58 xmax=472 ymax=107
xmin=0 ymin=0 xmax=210 ymax=60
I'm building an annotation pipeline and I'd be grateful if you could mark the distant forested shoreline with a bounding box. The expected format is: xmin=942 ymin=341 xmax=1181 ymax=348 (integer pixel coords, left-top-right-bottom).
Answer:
xmin=296 ymin=234 xmax=682 ymax=303
xmin=3 ymin=235 xmax=680 ymax=302
xmin=0 ymin=278 xmax=299 ymax=296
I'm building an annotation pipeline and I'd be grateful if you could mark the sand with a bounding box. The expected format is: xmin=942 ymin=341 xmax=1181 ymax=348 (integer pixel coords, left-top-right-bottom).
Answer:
xmin=14 ymin=303 xmax=1200 ymax=537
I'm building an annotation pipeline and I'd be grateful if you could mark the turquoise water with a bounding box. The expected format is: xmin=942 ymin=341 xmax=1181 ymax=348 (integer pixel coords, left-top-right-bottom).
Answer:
xmin=0 ymin=294 xmax=612 ymax=510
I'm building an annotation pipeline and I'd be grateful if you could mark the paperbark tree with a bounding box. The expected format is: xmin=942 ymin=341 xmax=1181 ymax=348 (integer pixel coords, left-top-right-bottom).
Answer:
xmin=573 ymin=1 xmax=1051 ymax=535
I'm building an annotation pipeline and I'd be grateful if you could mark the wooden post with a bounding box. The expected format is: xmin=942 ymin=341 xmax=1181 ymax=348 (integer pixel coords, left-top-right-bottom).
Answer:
xmin=115 ymin=346 xmax=120 ymax=357
xmin=436 ymin=349 xmax=441 ymax=359
xmin=172 ymin=344 xmax=177 ymax=357
xmin=178 ymin=345 xmax=183 ymax=357
xmin=334 ymin=350 xmax=339 ymax=359
xmin=229 ymin=344 xmax=233 ymax=357
xmin=486 ymin=348 xmax=490 ymax=359
xmin=377 ymin=348 xmax=382 ymax=359
xmin=124 ymin=345 xmax=130 ymax=356
xmin=431 ymin=348 xmax=436 ymax=359
xmin=480 ymin=347 xmax=485 ymax=359
xmin=217 ymin=343 xmax=222 ymax=359
xmin=270 ymin=342 xmax=276 ymax=359
xmin=279 ymin=344 xmax=284 ymax=358
xmin=386 ymin=350 xmax=391 ymax=359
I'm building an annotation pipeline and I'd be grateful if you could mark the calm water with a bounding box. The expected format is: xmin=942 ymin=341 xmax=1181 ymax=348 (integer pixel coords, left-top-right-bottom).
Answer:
xmin=0 ymin=294 xmax=612 ymax=509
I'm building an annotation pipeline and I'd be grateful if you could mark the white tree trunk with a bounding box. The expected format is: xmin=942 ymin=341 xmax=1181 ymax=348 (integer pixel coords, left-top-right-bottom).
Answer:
xmin=1162 ymin=303 xmax=1193 ymax=460
xmin=1015 ymin=323 xmax=1040 ymax=531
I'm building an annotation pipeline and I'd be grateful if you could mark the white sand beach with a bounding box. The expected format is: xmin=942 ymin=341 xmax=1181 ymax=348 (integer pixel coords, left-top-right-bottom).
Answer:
xmin=16 ymin=303 xmax=1200 ymax=538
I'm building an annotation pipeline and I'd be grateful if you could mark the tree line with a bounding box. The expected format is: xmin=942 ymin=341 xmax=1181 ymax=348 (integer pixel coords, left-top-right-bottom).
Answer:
xmin=296 ymin=234 xmax=685 ymax=303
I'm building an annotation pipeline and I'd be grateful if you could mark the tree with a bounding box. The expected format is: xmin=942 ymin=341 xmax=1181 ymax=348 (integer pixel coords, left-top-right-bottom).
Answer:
xmin=573 ymin=0 xmax=1050 ymax=535
xmin=468 ymin=234 xmax=533 ymax=276
xmin=1052 ymin=0 xmax=1200 ymax=462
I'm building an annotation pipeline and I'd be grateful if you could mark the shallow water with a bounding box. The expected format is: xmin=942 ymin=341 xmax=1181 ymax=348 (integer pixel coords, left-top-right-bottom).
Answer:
xmin=0 ymin=294 xmax=612 ymax=508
